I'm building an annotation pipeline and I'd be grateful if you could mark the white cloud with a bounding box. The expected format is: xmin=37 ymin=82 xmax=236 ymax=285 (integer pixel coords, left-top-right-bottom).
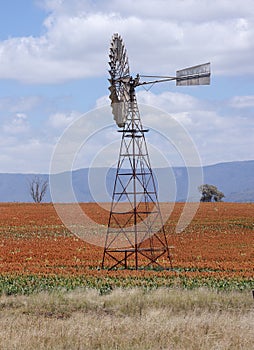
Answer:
xmin=48 ymin=111 xmax=81 ymax=129
xmin=90 ymin=89 xmax=253 ymax=167
xmin=229 ymin=95 xmax=254 ymax=108
xmin=137 ymin=90 xmax=201 ymax=112
xmin=135 ymin=90 xmax=254 ymax=165
xmin=1 ymin=88 xmax=253 ymax=172
xmin=0 ymin=96 xmax=42 ymax=113
xmin=95 ymin=95 xmax=110 ymax=108
xmin=0 ymin=138 xmax=53 ymax=173
xmin=0 ymin=0 xmax=253 ymax=173
xmin=40 ymin=0 xmax=254 ymax=22
xmin=3 ymin=113 xmax=30 ymax=134
xmin=0 ymin=0 xmax=253 ymax=83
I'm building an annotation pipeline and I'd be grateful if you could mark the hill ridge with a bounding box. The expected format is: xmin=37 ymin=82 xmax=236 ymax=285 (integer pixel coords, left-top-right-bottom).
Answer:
xmin=0 ymin=160 xmax=253 ymax=202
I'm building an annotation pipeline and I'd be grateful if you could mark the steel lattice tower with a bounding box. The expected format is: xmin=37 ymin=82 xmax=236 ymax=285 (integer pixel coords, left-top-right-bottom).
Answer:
xmin=102 ymin=33 xmax=210 ymax=270
xmin=102 ymin=83 xmax=172 ymax=269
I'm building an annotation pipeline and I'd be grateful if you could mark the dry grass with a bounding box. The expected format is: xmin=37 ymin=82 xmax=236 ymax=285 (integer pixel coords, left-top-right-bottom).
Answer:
xmin=0 ymin=288 xmax=253 ymax=349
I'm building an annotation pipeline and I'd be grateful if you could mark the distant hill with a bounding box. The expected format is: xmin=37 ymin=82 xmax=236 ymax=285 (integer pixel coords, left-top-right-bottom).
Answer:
xmin=0 ymin=160 xmax=253 ymax=202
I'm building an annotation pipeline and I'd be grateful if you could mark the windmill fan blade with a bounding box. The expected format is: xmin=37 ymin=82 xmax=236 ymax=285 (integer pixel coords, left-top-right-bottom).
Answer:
xmin=112 ymin=101 xmax=126 ymax=127
xmin=108 ymin=70 xmax=115 ymax=77
xmin=109 ymin=94 xmax=119 ymax=104
xmin=123 ymin=89 xmax=130 ymax=101
xmin=108 ymin=85 xmax=117 ymax=93
xmin=108 ymin=85 xmax=115 ymax=92
xmin=118 ymin=44 xmax=125 ymax=61
xmin=121 ymin=51 xmax=126 ymax=64
xmin=176 ymin=62 xmax=210 ymax=86
xmin=108 ymin=84 xmax=119 ymax=103
xmin=108 ymin=33 xmax=131 ymax=127
xmin=108 ymin=67 xmax=114 ymax=74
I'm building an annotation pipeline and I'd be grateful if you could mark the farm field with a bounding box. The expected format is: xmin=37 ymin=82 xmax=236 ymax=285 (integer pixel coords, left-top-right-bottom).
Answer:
xmin=0 ymin=202 xmax=253 ymax=293
xmin=0 ymin=202 xmax=253 ymax=349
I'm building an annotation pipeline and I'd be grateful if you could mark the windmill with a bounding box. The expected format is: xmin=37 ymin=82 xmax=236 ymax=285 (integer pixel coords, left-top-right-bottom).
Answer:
xmin=102 ymin=33 xmax=210 ymax=270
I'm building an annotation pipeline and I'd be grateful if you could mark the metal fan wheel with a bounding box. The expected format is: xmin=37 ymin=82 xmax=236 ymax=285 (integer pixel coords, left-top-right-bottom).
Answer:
xmin=109 ymin=33 xmax=131 ymax=127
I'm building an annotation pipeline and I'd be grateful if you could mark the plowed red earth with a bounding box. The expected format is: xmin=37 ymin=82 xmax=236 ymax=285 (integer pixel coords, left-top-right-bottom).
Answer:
xmin=0 ymin=203 xmax=253 ymax=278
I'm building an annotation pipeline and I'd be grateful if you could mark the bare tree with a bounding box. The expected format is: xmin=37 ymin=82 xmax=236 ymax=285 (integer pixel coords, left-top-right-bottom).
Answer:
xmin=198 ymin=184 xmax=225 ymax=202
xmin=29 ymin=176 xmax=48 ymax=203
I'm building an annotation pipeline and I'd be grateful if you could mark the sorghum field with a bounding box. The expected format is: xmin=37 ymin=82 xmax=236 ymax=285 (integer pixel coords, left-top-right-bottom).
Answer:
xmin=0 ymin=202 xmax=253 ymax=349
xmin=0 ymin=202 xmax=253 ymax=292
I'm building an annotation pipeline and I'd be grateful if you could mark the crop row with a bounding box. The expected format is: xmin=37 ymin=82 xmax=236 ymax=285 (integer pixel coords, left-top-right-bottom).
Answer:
xmin=0 ymin=274 xmax=253 ymax=295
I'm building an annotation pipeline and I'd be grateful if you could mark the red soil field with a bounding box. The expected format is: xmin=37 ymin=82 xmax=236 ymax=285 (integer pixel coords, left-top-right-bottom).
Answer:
xmin=0 ymin=202 xmax=253 ymax=279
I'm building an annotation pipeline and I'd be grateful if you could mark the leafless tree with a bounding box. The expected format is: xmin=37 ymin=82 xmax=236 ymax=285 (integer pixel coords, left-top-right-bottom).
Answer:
xmin=29 ymin=176 xmax=48 ymax=203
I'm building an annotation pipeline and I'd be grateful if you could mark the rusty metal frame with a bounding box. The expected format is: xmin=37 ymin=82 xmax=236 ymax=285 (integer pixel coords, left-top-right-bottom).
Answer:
xmin=102 ymin=91 xmax=172 ymax=270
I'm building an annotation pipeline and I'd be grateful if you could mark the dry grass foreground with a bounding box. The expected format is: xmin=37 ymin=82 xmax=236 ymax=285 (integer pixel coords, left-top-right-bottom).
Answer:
xmin=0 ymin=288 xmax=253 ymax=350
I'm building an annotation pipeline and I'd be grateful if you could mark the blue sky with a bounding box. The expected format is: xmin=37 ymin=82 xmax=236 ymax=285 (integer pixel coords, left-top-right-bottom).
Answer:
xmin=0 ymin=0 xmax=254 ymax=173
